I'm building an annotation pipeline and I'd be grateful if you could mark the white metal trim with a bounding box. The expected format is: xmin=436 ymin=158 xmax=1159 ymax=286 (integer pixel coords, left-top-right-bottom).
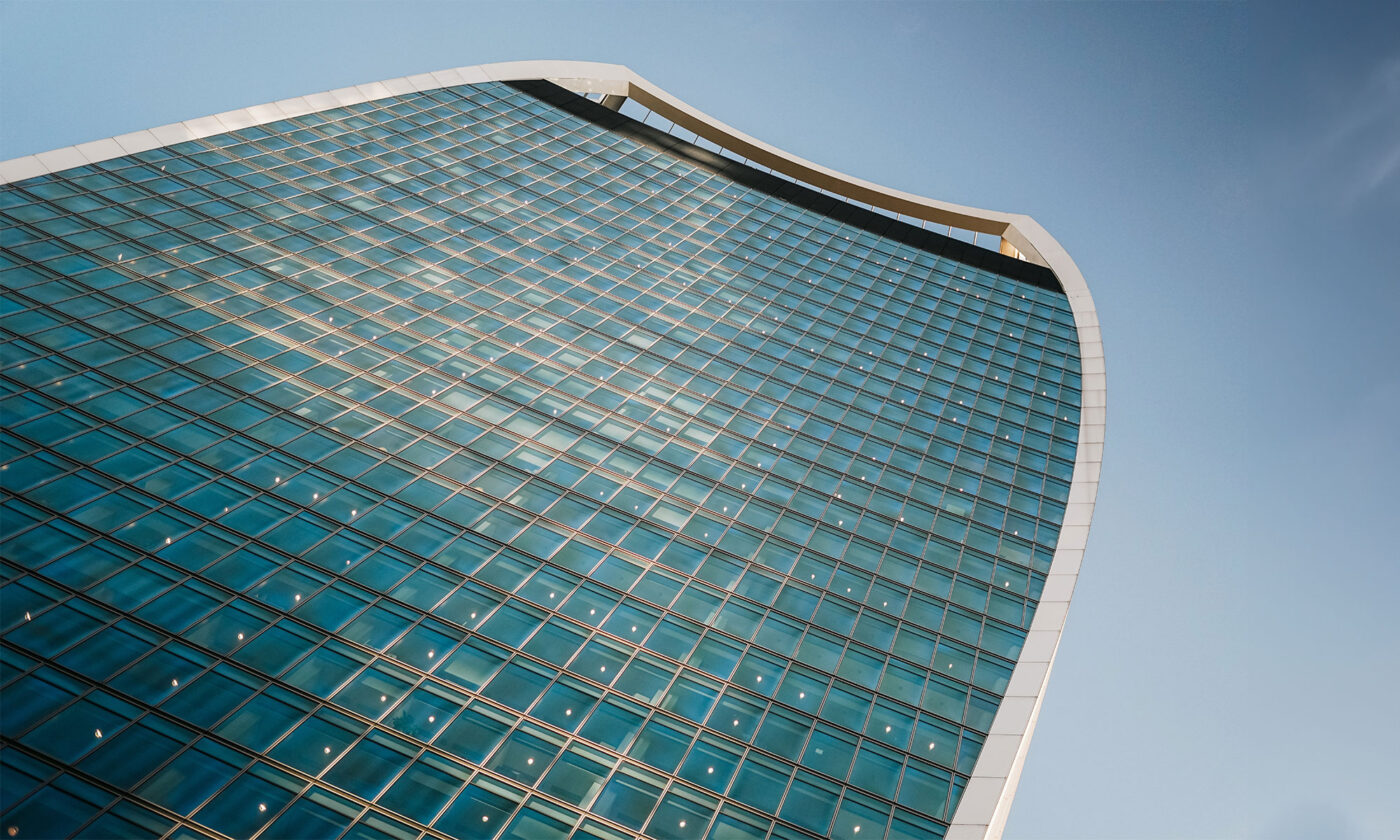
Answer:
xmin=0 ymin=60 xmax=1103 ymax=837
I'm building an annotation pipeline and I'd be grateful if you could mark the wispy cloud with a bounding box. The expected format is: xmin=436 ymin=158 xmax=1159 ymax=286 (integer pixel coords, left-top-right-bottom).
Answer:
xmin=1328 ymin=53 xmax=1400 ymax=207
xmin=1354 ymin=141 xmax=1400 ymax=200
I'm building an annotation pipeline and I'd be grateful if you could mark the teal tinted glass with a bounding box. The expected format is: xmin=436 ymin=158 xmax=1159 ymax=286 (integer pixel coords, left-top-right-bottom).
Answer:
xmin=1 ymin=78 xmax=1079 ymax=839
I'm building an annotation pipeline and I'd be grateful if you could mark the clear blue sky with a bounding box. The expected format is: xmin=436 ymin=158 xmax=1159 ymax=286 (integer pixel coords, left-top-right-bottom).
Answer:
xmin=3 ymin=1 xmax=1396 ymax=837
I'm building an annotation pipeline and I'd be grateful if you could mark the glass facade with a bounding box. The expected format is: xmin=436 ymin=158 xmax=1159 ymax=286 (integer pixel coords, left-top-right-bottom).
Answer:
xmin=0 ymin=78 xmax=1082 ymax=840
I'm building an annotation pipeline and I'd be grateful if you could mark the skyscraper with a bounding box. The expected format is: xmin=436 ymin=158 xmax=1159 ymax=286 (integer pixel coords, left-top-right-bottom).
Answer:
xmin=0 ymin=61 xmax=1103 ymax=840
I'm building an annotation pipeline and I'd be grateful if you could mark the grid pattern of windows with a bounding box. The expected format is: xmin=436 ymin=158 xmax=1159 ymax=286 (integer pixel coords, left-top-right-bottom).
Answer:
xmin=0 ymin=80 xmax=1081 ymax=840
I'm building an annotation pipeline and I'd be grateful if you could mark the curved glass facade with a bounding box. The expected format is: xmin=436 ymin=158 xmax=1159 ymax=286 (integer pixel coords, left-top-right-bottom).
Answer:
xmin=0 ymin=79 xmax=1082 ymax=840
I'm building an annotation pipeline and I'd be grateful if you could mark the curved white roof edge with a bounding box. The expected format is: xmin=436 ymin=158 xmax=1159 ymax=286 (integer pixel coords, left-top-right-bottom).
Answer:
xmin=0 ymin=59 xmax=1104 ymax=838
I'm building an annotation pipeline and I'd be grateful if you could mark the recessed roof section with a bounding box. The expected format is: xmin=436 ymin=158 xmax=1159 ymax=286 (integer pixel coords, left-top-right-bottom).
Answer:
xmin=521 ymin=78 xmax=1060 ymax=293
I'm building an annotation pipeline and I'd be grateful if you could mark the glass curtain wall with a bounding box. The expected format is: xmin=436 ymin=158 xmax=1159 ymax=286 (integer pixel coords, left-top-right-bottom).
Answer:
xmin=0 ymin=80 xmax=1081 ymax=840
